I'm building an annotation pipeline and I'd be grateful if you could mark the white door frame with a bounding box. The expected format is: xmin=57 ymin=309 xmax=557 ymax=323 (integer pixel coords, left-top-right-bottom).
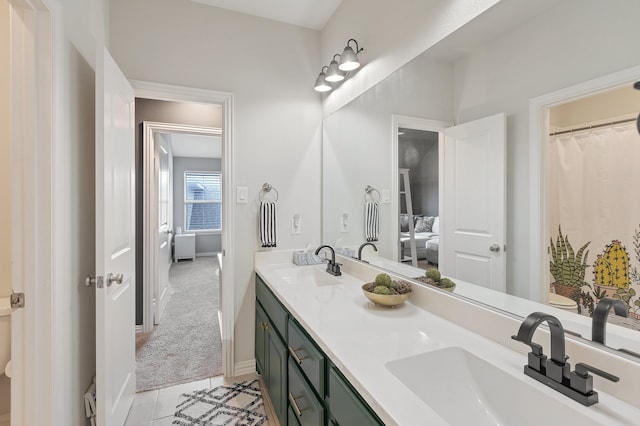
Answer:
xmin=142 ymin=121 xmax=222 ymax=333
xmin=9 ymin=0 xmax=62 ymax=423
xmin=132 ymin=80 xmax=235 ymax=376
xmin=391 ymin=115 xmax=451 ymax=262
xmin=529 ymin=64 xmax=640 ymax=304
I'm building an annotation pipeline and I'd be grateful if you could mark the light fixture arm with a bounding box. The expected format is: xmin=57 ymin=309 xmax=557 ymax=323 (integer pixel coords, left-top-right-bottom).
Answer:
xmin=347 ymin=38 xmax=363 ymax=54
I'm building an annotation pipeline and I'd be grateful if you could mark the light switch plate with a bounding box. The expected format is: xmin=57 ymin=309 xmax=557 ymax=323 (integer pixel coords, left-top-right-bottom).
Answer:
xmin=382 ymin=189 xmax=391 ymax=204
xmin=237 ymin=186 xmax=248 ymax=203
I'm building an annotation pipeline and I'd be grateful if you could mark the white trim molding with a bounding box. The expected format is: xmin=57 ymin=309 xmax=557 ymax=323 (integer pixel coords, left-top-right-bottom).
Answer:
xmin=234 ymin=359 xmax=257 ymax=377
xmin=131 ymin=80 xmax=236 ymax=377
xmin=528 ymin=64 xmax=640 ymax=304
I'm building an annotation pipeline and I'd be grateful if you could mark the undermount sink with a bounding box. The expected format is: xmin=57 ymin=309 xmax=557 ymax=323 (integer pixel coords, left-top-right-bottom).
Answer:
xmin=385 ymin=347 xmax=597 ymax=425
xmin=277 ymin=266 xmax=342 ymax=287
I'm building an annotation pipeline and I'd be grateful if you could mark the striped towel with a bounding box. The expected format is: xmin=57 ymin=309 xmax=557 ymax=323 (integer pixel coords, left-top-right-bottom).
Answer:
xmin=259 ymin=202 xmax=277 ymax=247
xmin=365 ymin=201 xmax=379 ymax=242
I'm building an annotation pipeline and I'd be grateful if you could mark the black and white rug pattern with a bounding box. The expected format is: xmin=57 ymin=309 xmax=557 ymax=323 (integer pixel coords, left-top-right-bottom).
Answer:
xmin=173 ymin=380 xmax=268 ymax=425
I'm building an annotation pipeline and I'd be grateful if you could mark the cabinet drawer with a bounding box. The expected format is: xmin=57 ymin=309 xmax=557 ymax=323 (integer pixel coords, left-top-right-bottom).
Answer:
xmin=328 ymin=365 xmax=383 ymax=426
xmin=256 ymin=275 xmax=288 ymax=340
xmin=288 ymin=318 xmax=326 ymax=396
xmin=288 ymin=358 xmax=324 ymax=426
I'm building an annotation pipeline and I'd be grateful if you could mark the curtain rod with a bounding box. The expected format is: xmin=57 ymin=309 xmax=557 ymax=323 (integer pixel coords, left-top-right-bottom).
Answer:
xmin=549 ymin=117 xmax=636 ymax=136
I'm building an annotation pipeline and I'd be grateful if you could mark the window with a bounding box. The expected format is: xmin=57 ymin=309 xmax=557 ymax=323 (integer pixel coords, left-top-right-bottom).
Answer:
xmin=184 ymin=171 xmax=222 ymax=231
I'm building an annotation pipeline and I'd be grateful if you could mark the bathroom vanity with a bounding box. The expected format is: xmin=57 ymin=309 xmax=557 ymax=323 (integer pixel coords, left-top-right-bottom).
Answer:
xmin=255 ymin=250 xmax=640 ymax=425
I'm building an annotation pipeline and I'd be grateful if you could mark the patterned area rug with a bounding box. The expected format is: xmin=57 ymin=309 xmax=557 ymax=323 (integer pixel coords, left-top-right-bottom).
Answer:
xmin=173 ymin=380 xmax=267 ymax=425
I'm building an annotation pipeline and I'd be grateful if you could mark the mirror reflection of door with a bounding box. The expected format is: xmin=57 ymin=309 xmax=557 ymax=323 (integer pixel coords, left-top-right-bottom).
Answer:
xmin=441 ymin=113 xmax=506 ymax=292
xmin=547 ymin=84 xmax=640 ymax=325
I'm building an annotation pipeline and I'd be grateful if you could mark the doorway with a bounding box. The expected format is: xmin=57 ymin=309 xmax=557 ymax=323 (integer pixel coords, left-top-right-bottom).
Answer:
xmin=545 ymin=84 xmax=640 ymax=319
xmin=530 ymin=64 xmax=640 ymax=305
xmin=131 ymin=82 xmax=235 ymax=380
xmin=391 ymin=115 xmax=449 ymax=267
xmin=397 ymin=128 xmax=440 ymax=269
xmin=136 ymin=102 xmax=225 ymax=391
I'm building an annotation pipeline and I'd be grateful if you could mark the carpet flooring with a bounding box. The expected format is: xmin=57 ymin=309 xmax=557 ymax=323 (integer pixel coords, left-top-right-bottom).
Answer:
xmin=173 ymin=380 xmax=267 ymax=425
xmin=136 ymin=257 xmax=223 ymax=392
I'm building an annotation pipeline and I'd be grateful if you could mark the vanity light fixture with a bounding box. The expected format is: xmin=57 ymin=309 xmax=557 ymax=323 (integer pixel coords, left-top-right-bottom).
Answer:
xmin=338 ymin=39 xmax=364 ymax=71
xmin=314 ymin=66 xmax=332 ymax=92
xmin=314 ymin=39 xmax=364 ymax=93
xmin=325 ymin=54 xmax=346 ymax=82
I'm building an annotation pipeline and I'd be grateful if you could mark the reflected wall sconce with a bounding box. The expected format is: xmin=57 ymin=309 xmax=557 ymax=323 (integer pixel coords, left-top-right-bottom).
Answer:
xmin=314 ymin=66 xmax=332 ymax=92
xmin=314 ymin=39 xmax=364 ymax=92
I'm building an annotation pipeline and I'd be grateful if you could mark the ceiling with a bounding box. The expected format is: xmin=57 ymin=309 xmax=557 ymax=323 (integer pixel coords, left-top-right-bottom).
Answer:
xmin=191 ymin=0 xmax=343 ymax=30
xmin=162 ymin=132 xmax=222 ymax=158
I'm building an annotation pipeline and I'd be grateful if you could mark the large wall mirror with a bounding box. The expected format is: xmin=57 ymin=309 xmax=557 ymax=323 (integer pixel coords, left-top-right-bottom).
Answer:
xmin=322 ymin=0 xmax=640 ymax=358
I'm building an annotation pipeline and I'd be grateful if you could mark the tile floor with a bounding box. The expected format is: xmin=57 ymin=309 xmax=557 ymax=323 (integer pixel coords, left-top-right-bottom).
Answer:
xmin=125 ymin=373 xmax=278 ymax=425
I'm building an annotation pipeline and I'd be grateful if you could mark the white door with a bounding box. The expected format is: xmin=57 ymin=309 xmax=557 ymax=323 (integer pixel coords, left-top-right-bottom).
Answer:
xmin=95 ymin=47 xmax=136 ymax=425
xmin=155 ymin=134 xmax=172 ymax=323
xmin=441 ymin=113 xmax=506 ymax=291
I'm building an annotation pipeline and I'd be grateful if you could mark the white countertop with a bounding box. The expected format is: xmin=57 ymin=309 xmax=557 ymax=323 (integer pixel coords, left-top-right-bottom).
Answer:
xmin=359 ymin=254 xmax=640 ymax=357
xmin=255 ymin=251 xmax=640 ymax=425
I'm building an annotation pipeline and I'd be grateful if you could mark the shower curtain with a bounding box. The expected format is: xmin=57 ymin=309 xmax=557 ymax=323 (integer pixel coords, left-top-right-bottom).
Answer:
xmin=548 ymin=122 xmax=640 ymax=319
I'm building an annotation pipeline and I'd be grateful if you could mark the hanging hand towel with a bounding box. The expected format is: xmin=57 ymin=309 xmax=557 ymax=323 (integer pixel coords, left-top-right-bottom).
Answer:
xmin=365 ymin=201 xmax=379 ymax=242
xmin=259 ymin=202 xmax=277 ymax=247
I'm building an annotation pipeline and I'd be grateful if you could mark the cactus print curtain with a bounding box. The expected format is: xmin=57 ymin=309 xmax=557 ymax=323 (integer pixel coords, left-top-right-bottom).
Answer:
xmin=548 ymin=122 xmax=640 ymax=321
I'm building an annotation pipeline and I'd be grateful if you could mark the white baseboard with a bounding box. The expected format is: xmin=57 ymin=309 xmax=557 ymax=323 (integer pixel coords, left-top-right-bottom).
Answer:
xmin=135 ymin=325 xmax=143 ymax=334
xmin=234 ymin=360 xmax=256 ymax=377
xmin=196 ymin=252 xmax=219 ymax=257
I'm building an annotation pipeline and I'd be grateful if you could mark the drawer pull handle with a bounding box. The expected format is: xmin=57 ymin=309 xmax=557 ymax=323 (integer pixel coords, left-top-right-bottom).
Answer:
xmin=288 ymin=393 xmax=308 ymax=417
xmin=288 ymin=346 xmax=308 ymax=364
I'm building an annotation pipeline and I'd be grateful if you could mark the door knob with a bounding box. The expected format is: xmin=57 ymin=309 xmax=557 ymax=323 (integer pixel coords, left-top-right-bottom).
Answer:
xmin=489 ymin=244 xmax=501 ymax=252
xmin=107 ymin=273 xmax=124 ymax=286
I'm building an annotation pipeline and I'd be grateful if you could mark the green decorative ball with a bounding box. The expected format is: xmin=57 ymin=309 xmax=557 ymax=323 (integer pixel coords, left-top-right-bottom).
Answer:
xmin=373 ymin=285 xmax=393 ymax=295
xmin=374 ymin=273 xmax=393 ymax=287
xmin=438 ymin=277 xmax=455 ymax=288
xmin=425 ymin=268 xmax=441 ymax=282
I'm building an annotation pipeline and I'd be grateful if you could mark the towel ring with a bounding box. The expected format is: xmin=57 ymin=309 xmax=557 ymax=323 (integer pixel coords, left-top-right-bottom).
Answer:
xmin=259 ymin=182 xmax=279 ymax=202
xmin=364 ymin=185 xmax=380 ymax=204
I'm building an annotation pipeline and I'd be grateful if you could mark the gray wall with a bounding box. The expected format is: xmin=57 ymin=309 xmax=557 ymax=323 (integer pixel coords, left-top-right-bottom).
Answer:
xmin=134 ymin=98 xmax=222 ymax=324
xmin=399 ymin=131 xmax=439 ymax=217
xmin=173 ymin=157 xmax=222 ymax=255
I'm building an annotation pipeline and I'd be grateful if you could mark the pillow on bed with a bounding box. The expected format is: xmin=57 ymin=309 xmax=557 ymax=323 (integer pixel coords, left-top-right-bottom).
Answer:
xmin=415 ymin=216 xmax=435 ymax=232
xmin=431 ymin=216 xmax=440 ymax=234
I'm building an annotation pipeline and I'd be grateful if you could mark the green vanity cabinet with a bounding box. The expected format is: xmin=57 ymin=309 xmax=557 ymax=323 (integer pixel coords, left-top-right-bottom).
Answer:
xmin=255 ymin=276 xmax=289 ymax=424
xmin=327 ymin=365 xmax=384 ymax=426
xmin=287 ymin=357 xmax=325 ymax=426
xmin=255 ymin=303 xmax=268 ymax=375
xmin=255 ymin=274 xmax=383 ymax=426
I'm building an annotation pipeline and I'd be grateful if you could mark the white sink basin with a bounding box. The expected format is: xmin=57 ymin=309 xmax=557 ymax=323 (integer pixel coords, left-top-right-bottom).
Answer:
xmin=276 ymin=266 xmax=342 ymax=287
xmin=386 ymin=347 xmax=598 ymax=425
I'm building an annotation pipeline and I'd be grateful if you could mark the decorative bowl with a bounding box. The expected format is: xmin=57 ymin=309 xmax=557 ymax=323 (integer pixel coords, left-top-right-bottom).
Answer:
xmin=414 ymin=276 xmax=456 ymax=292
xmin=362 ymin=282 xmax=412 ymax=307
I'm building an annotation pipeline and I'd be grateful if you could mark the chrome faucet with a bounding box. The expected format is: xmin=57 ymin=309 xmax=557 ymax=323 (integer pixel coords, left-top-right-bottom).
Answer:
xmin=315 ymin=245 xmax=342 ymax=276
xmin=512 ymin=312 xmax=619 ymax=406
xmin=592 ymin=297 xmax=628 ymax=345
xmin=357 ymin=242 xmax=377 ymax=262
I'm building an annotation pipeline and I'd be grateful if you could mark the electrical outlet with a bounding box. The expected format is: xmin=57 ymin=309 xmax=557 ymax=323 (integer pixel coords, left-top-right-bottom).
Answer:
xmin=340 ymin=213 xmax=349 ymax=232
xmin=292 ymin=213 xmax=301 ymax=234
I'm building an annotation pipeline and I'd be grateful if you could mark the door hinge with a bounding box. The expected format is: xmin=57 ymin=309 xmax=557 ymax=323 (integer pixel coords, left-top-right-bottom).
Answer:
xmin=11 ymin=292 xmax=25 ymax=309
xmin=85 ymin=275 xmax=104 ymax=288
